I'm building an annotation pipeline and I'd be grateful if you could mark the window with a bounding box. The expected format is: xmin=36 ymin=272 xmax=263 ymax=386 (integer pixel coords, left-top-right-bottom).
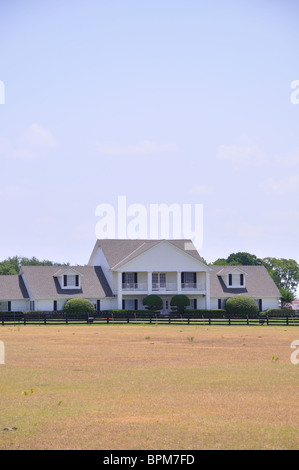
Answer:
xmin=53 ymin=300 xmax=57 ymax=311
xmin=0 ymin=302 xmax=8 ymax=312
xmin=227 ymin=273 xmax=246 ymax=287
xmin=124 ymin=299 xmax=135 ymax=310
xmin=63 ymin=274 xmax=79 ymax=287
xmin=152 ymin=273 xmax=166 ymax=289
xmin=122 ymin=272 xmax=137 ymax=288
xmin=96 ymin=300 xmax=101 ymax=311
xmin=182 ymin=272 xmax=196 ymax=287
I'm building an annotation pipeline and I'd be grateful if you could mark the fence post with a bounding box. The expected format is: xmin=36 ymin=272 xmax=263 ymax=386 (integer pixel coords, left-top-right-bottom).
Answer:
xmin=266 ymin=316 xmax=269 ymax=325
xmin=209 ymin=316 xmax=211 ymax=325
xmin=44 ymin=314 xmax=47 ymax=325
xmin=286 ymin=316 xmax=289 ymax=326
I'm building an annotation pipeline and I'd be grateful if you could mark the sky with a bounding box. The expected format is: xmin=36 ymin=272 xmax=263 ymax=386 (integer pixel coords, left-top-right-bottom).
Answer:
xmin=0 ymin=0 xmax=299 ymax=273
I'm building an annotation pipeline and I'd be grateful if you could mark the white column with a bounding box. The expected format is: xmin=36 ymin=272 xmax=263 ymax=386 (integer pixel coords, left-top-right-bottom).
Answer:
xmin=117 ymin=271 xmax=123 ymax=309
xmin=177 ymin=271 xmax=182 ymax=293
xmin=147 ymin=272 xmax=152 ymax=294
xmin=205 ymin=271 xmax=210 ymax=309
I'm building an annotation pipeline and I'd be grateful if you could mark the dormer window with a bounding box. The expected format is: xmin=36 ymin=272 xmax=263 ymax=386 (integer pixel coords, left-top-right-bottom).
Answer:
xmin=63 ymin=274 xmax=79 ymax=287
xmin=54 ymin=268 xmax=83 ymax=289
xmin=227 ymin=271 xmax=247 ymax=288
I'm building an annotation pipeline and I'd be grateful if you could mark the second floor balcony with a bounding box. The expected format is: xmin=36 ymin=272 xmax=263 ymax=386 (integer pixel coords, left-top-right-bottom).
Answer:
xmin=121 ymin=275 xmax=206 ymax=293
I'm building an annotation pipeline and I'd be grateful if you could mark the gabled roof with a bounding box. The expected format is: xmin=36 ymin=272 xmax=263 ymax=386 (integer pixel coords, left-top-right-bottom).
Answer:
xmin=210 ymin=265 xmax=281 ymax=298
xmin=20 ymin=266 xmax=113 ymax=299
xmin=89 ymin=239 xmax=205 ymax=269
xmin=216 ymin=266 xmax=249 ymax=276
xmin=0 ymin=275 xmax=29 ymax=300
xmin=53 ymin=267 xmax=84 ymax=277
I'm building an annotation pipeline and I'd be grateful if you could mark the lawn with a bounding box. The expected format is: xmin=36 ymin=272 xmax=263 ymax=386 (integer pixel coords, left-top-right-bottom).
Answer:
xmin=0 ymin=324 xmax=298 ymax=450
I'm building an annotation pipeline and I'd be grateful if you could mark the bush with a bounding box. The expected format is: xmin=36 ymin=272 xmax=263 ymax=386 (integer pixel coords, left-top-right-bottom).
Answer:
xmin=263 ymin=308 xmax=295 ymax=317
xmin=225 ymin=296 xmax=259 ymax=316
xmin=142 ymin=295 xmax=163 ymax=313
xmin=170 ymin=295 xmax=190 ymax=315
xmin=64 ymin=298 xmax=95 ymax=314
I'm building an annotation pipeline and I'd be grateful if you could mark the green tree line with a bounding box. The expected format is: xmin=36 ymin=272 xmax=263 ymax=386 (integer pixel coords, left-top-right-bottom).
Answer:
xmin=0 ymin=256 xmax=69 ymax=275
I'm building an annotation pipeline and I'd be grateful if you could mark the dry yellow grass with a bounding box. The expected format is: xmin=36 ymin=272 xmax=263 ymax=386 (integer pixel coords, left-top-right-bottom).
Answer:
xmin=0 ymin=324 xmax=298 ymax=450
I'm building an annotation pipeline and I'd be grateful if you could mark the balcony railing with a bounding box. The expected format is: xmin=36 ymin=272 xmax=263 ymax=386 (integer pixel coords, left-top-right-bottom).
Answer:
xmin=182 ymin=283 xmax=205 ymax=290
xmin=122 ymin=283 xmax=148 ymax=291
xmin=152 ymin=282 xmax=177 ymax=291
xmin=121 ymin=282 xmax=205 ymax=291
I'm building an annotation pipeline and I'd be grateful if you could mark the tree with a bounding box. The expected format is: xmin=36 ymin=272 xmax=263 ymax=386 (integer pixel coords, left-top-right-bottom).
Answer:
xmin=170 ymin=295 xmax=190 ymax=316
xmin=0 ymin=255 xmax=69 ymax=275
xmin=225 ymin=296 xmax=259 ymax=316
xmin=226 ymin=252 xmax=263 ymax=266
xmin=64 ymin=298 xmax=95 ymax=314
xmin=142 ymin=295 xmax=163 ymax=316
xmin=262 ymin=257 xmax=299 ymax=294
xmin=280 ymin=288 xmax=295 ymax=306
xmin=212 ymin=252 xmax=263 ymax=266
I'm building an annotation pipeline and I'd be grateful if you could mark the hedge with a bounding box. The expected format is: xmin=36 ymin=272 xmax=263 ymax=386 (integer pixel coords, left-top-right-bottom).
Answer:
xmin=262 ymin=308 xmax=295 ymax=317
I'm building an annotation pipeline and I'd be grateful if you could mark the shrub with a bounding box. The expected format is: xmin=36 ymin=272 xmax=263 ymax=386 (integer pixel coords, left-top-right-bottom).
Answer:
xmin=170 ymin=295 xmax=190 ymax=315
xmin=64 ymin=298 xmax=95 ymax=314
xmin=142 ymin=295 xmax=163 ymax=314
xmin=263 ymin=308 xmax=295 ymax=317
xmin=225 ymin=296 xmax=259 ymax=316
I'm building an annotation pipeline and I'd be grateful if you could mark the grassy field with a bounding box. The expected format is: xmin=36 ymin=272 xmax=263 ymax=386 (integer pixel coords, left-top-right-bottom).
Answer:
xmin=0 ymin=324 xmax=298 ymax=450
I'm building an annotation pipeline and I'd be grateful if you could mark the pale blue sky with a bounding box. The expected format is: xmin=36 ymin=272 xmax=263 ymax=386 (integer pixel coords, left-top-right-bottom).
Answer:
xmin=0 ymin=0 xmax=299 ymax=268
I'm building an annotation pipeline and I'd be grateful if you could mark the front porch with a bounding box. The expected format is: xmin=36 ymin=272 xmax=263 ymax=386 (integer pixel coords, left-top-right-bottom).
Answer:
xmin=121 ymin=294 xmax=209 ymax=314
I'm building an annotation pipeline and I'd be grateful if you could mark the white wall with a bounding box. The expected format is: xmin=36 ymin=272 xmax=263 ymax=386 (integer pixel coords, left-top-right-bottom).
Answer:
xmin=90 ymin=246 xmax=114 ymax=290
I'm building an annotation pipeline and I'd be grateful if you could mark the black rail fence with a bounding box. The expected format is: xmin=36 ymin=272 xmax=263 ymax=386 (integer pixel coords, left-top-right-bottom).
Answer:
xmin=1 ymin=311 xmax=299 ymax=326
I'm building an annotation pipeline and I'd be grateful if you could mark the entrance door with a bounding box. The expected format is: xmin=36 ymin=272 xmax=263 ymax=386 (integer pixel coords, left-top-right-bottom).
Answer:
xmin=162 ymin=297 xmax=171 ymax=316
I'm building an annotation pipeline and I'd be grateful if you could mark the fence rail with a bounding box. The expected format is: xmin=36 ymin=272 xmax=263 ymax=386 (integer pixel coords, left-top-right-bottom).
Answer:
xmin=1 ymin=312 xmax=299 ymax=326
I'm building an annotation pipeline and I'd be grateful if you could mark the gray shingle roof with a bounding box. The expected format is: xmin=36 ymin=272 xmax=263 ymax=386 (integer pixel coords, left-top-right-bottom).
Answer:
xmin=0 ymin=275 xmax=29 ymax=300
xmin=20 ymin=266 xmax=113 ymax=299
xmin=210 ymin=265 xmax=281 ymax=298
xmin=89 ymin=239 xmax=204 ymax=269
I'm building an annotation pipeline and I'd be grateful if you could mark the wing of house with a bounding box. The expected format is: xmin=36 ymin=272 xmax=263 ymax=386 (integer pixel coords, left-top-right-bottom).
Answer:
xmin=18 ymin=265 xmax=113 ymax=311
xmin=209 ymin=265 xmax=281 ymax=311
xmin=0 ymin=275 xmax=30 ymax=312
